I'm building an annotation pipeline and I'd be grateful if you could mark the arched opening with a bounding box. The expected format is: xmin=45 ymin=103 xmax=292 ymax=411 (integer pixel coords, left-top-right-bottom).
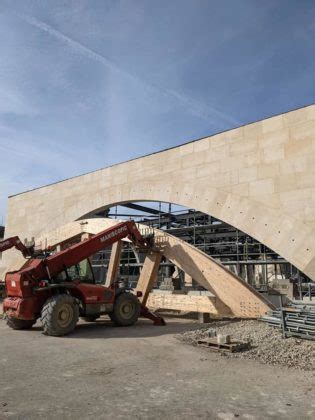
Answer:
xmin=81 ymin=200 xmax=312 ymax=303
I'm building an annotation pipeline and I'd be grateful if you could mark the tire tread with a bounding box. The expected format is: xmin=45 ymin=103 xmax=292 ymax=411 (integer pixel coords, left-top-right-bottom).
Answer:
xmin=40 ymin=294 xmax=79 ymax=336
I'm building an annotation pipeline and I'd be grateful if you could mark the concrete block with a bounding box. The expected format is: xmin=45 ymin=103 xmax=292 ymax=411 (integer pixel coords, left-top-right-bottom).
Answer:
xmin=217 ymin=334 xmax=231 ymax=344
xmin=207 ymin=329 xmax=217 ymax=338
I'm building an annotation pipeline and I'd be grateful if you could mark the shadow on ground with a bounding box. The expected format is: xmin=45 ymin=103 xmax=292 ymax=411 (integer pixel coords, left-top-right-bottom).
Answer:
xmin=0 ymin=314 xmax=240 ymax=340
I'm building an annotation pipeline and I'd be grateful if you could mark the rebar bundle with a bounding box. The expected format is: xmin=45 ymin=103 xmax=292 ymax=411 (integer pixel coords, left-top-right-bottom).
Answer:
xmin=261 ymin=304 xmax=315 ymax=340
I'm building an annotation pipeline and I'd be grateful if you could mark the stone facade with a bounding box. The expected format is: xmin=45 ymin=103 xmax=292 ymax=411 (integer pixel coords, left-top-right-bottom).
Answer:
xmin=2 ymin=105 xmax=315 ymax=279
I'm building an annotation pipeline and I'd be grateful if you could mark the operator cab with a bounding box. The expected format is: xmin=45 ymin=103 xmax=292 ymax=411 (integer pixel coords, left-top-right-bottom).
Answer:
xmin=55 ymin=259 xmax=95 ymax=284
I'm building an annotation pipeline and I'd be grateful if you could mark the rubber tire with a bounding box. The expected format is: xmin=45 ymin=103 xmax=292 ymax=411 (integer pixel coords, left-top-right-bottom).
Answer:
xmin=6 ymin=317 xmax=36 ymax=330
xmin=41 ymin=294 xmax=79 ymax=336
xmin=109 ymin=292 xmax=140 ymax=327
xmin=82 ymin=315 xmax=99 ymax=322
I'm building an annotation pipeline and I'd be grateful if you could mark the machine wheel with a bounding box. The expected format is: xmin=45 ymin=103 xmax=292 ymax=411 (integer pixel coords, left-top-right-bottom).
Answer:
xmin=40 ymin=294 xmax=79 ymax=336
xmin=109 ymin=292 xmax=140 ymax=327
xmin=6 ymin=316 xmax=36 ymax=330
xmin=82 ymin=316 xmax=99 ymax=322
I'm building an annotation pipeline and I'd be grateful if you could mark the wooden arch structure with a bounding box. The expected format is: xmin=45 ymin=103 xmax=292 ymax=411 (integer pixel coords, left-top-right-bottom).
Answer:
xmin=29 ymin=218 xmax=272 ymax=318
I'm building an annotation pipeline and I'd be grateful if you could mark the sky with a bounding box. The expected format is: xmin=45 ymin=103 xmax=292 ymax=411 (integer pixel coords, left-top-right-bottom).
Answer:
xmin=0 ymin=0 xmax=315 ymax=224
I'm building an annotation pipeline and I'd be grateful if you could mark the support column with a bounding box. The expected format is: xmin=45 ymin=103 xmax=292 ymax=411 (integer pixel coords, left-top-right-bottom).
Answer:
xmin=135 ymin=252 xmax=162 ymax=305
xmin=105 ymin=241 xmax=123 ymax=287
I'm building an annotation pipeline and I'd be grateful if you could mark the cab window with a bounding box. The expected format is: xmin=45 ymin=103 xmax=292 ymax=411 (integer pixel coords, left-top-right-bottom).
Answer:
xmin=55 ymin=259 xmax=95 ymax=284
xmin=76 ymin=259 xmax=94 ymax=284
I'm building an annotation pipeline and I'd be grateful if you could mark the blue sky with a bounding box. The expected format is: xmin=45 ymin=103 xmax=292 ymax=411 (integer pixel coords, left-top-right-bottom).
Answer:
xmin=0 ymin=0 xmax=315 ymax=223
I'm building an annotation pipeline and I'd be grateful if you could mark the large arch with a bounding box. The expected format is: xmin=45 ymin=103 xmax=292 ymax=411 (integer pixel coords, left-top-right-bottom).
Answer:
xmin=2 ymin=105 xmax=315 ymax=279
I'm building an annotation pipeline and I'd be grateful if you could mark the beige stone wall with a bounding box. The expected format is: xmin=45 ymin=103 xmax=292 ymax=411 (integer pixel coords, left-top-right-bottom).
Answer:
xmin=2 ymin=105 xmax=315 ymax=278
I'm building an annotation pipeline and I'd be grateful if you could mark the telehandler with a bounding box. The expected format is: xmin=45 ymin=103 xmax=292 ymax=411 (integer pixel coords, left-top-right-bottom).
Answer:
xmin=1 ymin=221 xmax=165 ymax=336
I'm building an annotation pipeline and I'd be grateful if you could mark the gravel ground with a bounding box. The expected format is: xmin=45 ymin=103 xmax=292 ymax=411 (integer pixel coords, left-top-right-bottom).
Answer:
xmin=1 ymin=316 xmax=315 ymax=419
xmin=177 ymin=319 xmax=315 ymax=371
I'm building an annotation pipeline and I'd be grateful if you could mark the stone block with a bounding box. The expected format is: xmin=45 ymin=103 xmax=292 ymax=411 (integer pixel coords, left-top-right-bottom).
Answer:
xmin=259 ymin=129 xmax=288 ymax=148
xmin=262 ymin=145 xmax=285 ymax=163
xmin=238 ymin=166 xmax=257 ymax=183
xmin=275 ymin=174 xmax=297 ymax=192
xmin=249 ymin=178 xmax=274 ymax=196
xmin=229 ymin=138 xmax=258 ymax=156
xmin=285 ymin=138 xmax=312 ymax=158
xmin=193 ymin=138 xmax=210 ymax=152
xmin=257 ymin=162 xmax=280 ymax=179
xmin=179 ymin=142 xmax=194 ymax=156
xmin=262 ymin=115 xmax=284 ymax=133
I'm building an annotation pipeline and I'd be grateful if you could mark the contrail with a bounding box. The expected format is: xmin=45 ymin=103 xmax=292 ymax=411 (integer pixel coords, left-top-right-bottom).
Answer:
xmin=19 ymin=14 xmax=240 ymax=126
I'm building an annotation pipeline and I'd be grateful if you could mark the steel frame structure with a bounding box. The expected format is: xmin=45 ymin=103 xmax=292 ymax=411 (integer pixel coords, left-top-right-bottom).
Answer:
xmin=90 ymin=201 xmax=309 ymax=293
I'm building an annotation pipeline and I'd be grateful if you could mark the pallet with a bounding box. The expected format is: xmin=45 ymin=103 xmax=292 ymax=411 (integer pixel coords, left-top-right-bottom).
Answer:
xmin=197 ymin=338 xmax=250 ymax=353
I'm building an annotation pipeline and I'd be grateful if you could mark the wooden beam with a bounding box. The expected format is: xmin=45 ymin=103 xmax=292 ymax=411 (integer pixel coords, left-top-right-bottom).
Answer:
xmin=147 ymin=293 xmax=216 ymax=313
xmin=184 ymin=273 xmax=193 ymax=288
xmin=154 ymin=234 xmax=272 ymax=318
xmin=146 ymin=293 xmax=227 ymax=315
xmin=105 ymin=240 xmax=123 ymax=287
xmin=135 ymin=252 xmax=162 ymax=305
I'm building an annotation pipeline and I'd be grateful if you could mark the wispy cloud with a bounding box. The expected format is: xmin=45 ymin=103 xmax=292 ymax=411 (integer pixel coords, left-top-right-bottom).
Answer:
xmin=18 ymin=13 xmax=240 ymax=127
xmin=0 ymin=82 xmax=38 ymax=116
xmin=0 ymin=121 xmax=91 ymax=219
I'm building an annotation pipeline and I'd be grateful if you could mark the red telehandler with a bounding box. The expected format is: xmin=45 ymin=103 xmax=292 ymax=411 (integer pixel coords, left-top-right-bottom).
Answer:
xmin=0 ymin=236 xmax=35 ymax=298
xmin=1 ymin=221 xmax=165 ymax=336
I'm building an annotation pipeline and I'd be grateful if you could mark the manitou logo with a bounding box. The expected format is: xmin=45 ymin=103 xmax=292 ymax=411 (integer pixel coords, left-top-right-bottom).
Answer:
xmin=100 ymin=226 xmax=128 ymax=243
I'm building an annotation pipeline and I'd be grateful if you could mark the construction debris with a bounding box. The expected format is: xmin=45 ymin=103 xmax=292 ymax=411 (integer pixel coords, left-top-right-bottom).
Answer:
xmin=177 ymin=320 xmax=315 ymax=371
xmin=261 ymin=304 xmax=315 ymax=340
xmin=216 ymin=333 xmax=231 ymax=344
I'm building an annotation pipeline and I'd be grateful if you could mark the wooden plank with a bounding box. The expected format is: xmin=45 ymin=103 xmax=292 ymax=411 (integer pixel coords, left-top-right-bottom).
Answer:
xmin=197 ymin=338 xmax=250 ymax=352
xmin=147 ymin=293 xmax=225 ymax=315
xmin=135 ymin=252 xmax=162 ymax=305
xmin=105 ymin=240 xmax=123 ymax=287
xmin=184 ymin=273 xmax=193 ymax=287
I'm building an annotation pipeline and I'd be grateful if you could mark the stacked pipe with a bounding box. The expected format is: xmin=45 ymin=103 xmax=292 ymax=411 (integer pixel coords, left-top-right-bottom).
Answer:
xmin=261 ymin=304 xmax=315 ymax=340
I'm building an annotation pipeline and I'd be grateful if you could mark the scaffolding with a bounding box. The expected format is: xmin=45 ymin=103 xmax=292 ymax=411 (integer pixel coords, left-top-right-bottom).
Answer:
xmin=91 ymin=201 xmax=308 ymax=293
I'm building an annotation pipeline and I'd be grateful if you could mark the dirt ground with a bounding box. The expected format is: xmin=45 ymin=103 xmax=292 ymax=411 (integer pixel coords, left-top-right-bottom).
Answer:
xmin=0 ymin=315 xmax=314 ymax=420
